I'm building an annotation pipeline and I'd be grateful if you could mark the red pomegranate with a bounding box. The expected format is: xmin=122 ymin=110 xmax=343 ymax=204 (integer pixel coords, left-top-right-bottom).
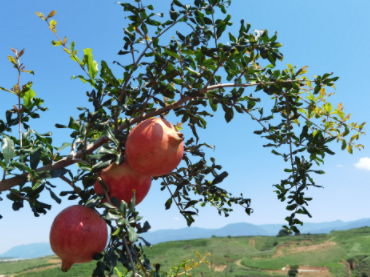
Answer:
xmin=94 ymin=160 xmax=151 ymax=205
xmin=49 ymin=205 xmax=108 ymax=272
xmin=125 ymin=117 xmax=184 ymax=176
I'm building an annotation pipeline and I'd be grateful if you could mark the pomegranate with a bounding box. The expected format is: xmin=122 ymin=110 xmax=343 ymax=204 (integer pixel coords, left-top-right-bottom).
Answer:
xmin=94 ymin=160 xmax=151 ymax=205
xmin=125 ymin=117 xmax=184 ymax=176
xmin=49 ymin=205 xmax=108 ymax=272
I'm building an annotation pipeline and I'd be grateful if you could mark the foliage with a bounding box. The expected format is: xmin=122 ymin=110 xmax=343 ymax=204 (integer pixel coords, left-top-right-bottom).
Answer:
xmin=287 ymin=265 xmax=298 ymax=277
xmin=0 ymin=0 xmax=366 ymax=276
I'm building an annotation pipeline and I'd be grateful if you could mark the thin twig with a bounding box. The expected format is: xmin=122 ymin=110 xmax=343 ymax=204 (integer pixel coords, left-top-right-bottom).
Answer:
xmin=16 ymin=53 xmax=23 ymax=149
xmin=132 ymin=247 xmax=148 ymax=277
xmin=44 ymin=19 xmax=91 ymax=78
xmin=59 ymin=175 xmax=79 ymax=193
xmin=166 ymin=185 xmax=183 ymax=212
xmin=84 ymin=122 xmax=90 ymax=151
xmin=122 ymin=236 xmax=138 ymax=277
xmin=11 ymin=190 xmax=26 ymax=201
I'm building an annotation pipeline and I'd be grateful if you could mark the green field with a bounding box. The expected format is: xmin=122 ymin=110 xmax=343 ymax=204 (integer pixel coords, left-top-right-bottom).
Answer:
xmin=0 ymin=256 xmax=60 ymax=275
xmin=2 ymin=227 xmax=370 ymax=276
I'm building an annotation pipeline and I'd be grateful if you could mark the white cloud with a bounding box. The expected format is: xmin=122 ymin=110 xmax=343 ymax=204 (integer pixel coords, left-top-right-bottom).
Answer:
xmin=337 ymin=165 xmax=344 ymax=167
xmin=354 ymin=157 xmax=370 ymax=171
xmin=174 ymin=217 xmax=180 ymax=221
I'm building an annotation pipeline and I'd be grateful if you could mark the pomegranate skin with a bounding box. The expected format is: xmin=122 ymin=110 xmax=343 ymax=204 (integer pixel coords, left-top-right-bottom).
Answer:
xmin=50 ymin=205 xmax=108 ymax=272
xmin=94 ymin=161 xmax=151 ymax=205
xmin=125 ymin=117 xmax=184 ymax=176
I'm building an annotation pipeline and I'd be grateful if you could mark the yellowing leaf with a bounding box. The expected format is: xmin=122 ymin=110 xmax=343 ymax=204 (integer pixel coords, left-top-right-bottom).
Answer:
xmin=287 ymin=64 xmax=293 ymax=70
xmin=49 ymin=20 xmax=57 ymax=32
xmin=297 ymin=70 xmax=307 ymax=76
xmin=47 ymin=10 xmax=56 ymax=18
xmin=302 ymin=77 xmax=312 ymax=88
xmin=7 ymin=56 xmax=16 ymax=65
xmin=63 ymin=48 xmax=71 ymax=54
xmin=194 ymin=251 xmax=202 ymax=260
xmin=320 ymin=87 xmax=326 ymax=98
xmin=35 ymin=12 xmax=45 ymax=20
xmin=343 ymin=113 xmax=351 ymax=122
xmin=338 ymin=103 xmax=343 ymax=110
xmin=347 ymin=144 xmax=353 ymax=154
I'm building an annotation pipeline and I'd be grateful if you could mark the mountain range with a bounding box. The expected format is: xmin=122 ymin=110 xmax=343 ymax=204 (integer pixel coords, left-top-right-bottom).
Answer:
xmin=1 ymin=218 xmax=370 ymax=259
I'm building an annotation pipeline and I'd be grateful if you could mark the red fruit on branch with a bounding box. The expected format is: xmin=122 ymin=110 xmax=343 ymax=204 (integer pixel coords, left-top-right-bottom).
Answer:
xmin=125 ymin=117 xmax=184 ymax=176
xmin=49 ymin=205 xmax=108 ymax=272
xmin=94 ymin=160 xmax=151 ymax=205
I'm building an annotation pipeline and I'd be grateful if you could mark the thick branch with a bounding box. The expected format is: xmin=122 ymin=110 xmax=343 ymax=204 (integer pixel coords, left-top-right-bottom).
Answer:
xmin=0 ymin=79 xmax=302 ymax=192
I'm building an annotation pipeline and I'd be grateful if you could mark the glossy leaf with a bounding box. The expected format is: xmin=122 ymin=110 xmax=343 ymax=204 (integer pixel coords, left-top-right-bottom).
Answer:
xmin=2 ymin=136 xmax=14 ymax=165
xmin=83 ymin=48 xmax=98 ymax=82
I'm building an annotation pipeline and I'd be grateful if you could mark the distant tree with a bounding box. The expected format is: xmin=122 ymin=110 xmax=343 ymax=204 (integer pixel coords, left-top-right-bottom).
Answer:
xmin=277 ymin=229 xmax=291 ymax=237
xmin=288 ymin=265 xmax=299 ymax=277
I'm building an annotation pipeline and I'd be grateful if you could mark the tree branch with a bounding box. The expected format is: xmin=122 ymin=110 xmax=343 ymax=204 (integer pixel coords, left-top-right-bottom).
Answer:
xmin=0 ymin=79 xmax=303 ymax=192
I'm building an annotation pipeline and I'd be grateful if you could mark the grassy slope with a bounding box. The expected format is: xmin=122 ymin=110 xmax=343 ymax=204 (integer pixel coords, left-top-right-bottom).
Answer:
xmin=2 ymin=227 xmax=370 ymax=277
xmin=0 ymin=256 xmax=60 ymax=275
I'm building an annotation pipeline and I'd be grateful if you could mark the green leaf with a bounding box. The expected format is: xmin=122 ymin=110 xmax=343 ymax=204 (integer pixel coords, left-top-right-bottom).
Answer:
xmin=128 ymin=226 xmax=139 ymax=242
xmin=57 ymin=142 xmax=72 ymax=153
xmin=102 ymin=202 xmax=117 ymax=209
xmin=112 ymin=227 xmax=121 ymax=236
xmin=212 ymin=171 xmax=228 ymax=185
xmin=55 ymin=124 xmax=67 ymax=128
xmin=120 ymin=200 xmax=127 ymax=214
xmin=45 ymin=186 xmax=62 ymax=204
xmin=83 ymin=48 xmax=98 ymax=83
xmin=92 ymin=160 xmax=111 ymax=173
xmin=68 ymin=117 xmax=80 ymax=131
xmin=222 ymin=104 xmax=234 ymax=123
xmin=85 ymin=195 xmax=104 ymax=208
xmin=117 ymin=218 xmax=129 ymax=226
xmin=105 ymin=126 xmax=119 ymax=146
xmin=164 ymin=48 xmax=180 ymax=60
xmin=228 ymin=32 xmax=236 ymax=43
xmin=13 ymin=161 xmax=32 ymax=173
xmin=2 ymin=136 xmax=15 ymax=165
xmin=343 ymin=124 xmax=350 ymax=137
xmin=22 ymin=88 xmax=36 ymax=107
xmin=128 ymin=190 xmax=136 ymax=213
xmin=104 ymin=212 xmax=122 ymax=221
xmin=30 ymin=148 xmax=42 ymax=170
xmin=165 ymin=197 xmax=172 ymax=210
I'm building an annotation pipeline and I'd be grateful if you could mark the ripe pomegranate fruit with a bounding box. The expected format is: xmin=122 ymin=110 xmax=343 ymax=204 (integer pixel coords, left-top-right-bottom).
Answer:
xmin=125 ymin=117 xmax=184 ymax=176
xmin=94 ymin=160 xmax=151 ymax=205
xmin=50 ymin=205 xmax=108 ymax=272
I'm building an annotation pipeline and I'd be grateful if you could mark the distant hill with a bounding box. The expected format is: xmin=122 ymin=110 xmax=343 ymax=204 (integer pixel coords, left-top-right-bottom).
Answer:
xmin=0 ymin=243 xmax=53 ymax=259
xmin=2 ymin=218 xmax=370 ymax=259
xmin=141 ymin=222 xmax=269 ymax=245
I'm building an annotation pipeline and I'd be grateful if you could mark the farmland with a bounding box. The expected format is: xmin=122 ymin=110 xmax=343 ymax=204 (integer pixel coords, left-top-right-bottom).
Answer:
xmin=1 ymin=227 xmax=370 ymax=276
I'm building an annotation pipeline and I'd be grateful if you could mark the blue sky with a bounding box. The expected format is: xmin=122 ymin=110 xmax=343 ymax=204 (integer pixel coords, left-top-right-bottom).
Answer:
xmin=1 ymin=0 xmax=370 ymax=254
